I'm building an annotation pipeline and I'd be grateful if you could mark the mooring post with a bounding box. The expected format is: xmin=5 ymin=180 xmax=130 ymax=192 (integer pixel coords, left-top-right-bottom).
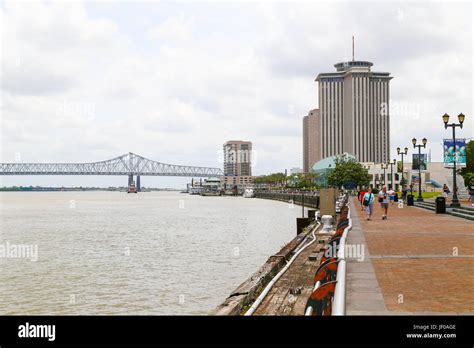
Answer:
xmin=302 ymin=193 xmax=305 ymax=218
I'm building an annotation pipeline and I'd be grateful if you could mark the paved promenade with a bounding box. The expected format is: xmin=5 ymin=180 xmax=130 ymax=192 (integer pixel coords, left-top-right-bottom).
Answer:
xmin=346 ymin=199 xmax=388 ymax=315
xmin=349 ymin=197 xmax=474 ymax=314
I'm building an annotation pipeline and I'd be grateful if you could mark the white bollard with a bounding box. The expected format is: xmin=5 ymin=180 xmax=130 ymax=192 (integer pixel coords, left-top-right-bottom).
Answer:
xmin=321 ymin=215 xmax=333 ymax=232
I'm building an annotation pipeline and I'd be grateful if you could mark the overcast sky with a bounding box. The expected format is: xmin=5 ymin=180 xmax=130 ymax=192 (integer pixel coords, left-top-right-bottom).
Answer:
xmin=0 ymin=0 xmax=472 ymax=188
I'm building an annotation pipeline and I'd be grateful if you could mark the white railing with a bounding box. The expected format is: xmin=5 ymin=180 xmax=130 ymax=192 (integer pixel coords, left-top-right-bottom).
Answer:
xmin=332 ymin=205 xmax=352 ymax=315
xmin=305 ymin=196 xmax=352 ymax=316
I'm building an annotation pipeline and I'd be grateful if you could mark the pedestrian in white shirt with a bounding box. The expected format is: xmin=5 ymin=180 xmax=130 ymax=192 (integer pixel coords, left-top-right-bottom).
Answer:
xmin=378 ymin=186 xmax=390 ymax=220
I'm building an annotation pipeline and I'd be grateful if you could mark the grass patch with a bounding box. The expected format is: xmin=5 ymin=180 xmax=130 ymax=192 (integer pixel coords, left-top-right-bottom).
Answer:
xmin=402 ymin=191 xmax=442 ymax=199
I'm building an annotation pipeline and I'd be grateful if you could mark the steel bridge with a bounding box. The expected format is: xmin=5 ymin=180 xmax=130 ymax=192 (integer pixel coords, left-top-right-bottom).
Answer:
xmin=0 ymin=152 xmax=223 ymax=190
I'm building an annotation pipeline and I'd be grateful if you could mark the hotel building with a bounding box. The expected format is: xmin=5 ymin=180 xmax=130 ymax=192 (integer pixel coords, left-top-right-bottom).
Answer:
xmin=303 ymin=109 xmax=321 ymax=172
xmin=223 ymin=140 xmax=253 ymax=188
xmin=315 ymin=60 xmax=392 ymax=163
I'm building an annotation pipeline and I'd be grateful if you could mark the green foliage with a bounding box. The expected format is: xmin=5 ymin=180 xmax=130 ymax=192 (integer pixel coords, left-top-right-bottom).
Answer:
xmin=254 ymin=172 xmax=286 ymax=185
xmin=399 ymin=177 xmax=408 ymax=186
xmin=459 ymin=140 xmax=474 ymax=186
xmin=293 ymin=172 xmax=320 ymax=189
xmin=327 ymin=155 xmax=371 ymax=189
xmin=461 ymin=172 xmax=474 ymax=187
xmin=408 ymin=191 xmax=442 ymax=199
xmin=255 ymin=171 xmax=321 ymax=189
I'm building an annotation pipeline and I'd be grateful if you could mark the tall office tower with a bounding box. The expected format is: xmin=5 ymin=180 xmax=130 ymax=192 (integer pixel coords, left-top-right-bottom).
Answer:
xmin=316 ymin=61 xmax=392 ymax=163
xmin=223 ymin=140 xmax=252 ymax=176
xmin=303 ymin=109 xmax=321 ymax=172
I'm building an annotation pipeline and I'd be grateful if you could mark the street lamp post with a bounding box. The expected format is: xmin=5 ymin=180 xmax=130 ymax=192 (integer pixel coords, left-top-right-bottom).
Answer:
xmin=364 ymin=165 xmax=371 ymax=188
xmin=442 ymin=113 xmax=465 ymax=208
xmin=381 ymin=163 xmax=387 ymax=188
xmin=412 ymin=137 xmax=427 ymax=202
xmin=397 ymin=146 xmax=409 ymax=188
xmin=387 ymin=159 xmax=397 ymax=190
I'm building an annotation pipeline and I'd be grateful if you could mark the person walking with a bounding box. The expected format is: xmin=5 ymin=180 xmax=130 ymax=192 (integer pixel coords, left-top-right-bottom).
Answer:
xmin=469 ymin=180 xmax=474 ymax=207
xmin=388 ymin=188 xmax=395 ymax=205
xmin=443 ymin=184 xmax=450 ymax=198
xmin=359 ymin=188 xmax=366 ymax=211
xmin=378 ymin=186 xmax=390 ymax=220
xmin=362 ymin=188 xmax=375 ymax=221
xmin=401 ymin=185 xmax=408 ymax=202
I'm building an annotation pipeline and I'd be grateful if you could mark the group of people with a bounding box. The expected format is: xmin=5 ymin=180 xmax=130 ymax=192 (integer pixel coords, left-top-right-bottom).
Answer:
xmin=357 ymin=181 xmax=474 ymax=220
xmin=357 ymin=186 xmax=401 ymax=221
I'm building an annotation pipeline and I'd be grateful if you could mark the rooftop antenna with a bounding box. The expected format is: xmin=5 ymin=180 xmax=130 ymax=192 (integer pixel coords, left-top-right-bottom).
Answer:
xmin=352 ymin=35 xmax=355 ymax=61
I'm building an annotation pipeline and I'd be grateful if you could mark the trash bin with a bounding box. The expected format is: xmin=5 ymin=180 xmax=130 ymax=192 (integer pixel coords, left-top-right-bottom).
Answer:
xmin=435 ymin=196 xmax=446 ymax=214
xmin=407 ymin=194 xmax=414 ymax=206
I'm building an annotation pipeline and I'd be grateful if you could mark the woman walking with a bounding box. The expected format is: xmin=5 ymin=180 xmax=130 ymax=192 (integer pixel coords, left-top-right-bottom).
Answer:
xmin=443 ymin=184 xmax=450 ymax=198
xmin=378 ymin=186 xmax=390 ymax=220
xmin=362 ymin=188 xmax=375 ymax=221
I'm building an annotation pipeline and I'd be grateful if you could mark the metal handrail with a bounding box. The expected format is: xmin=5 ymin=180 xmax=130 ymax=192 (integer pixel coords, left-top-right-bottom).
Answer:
xmin=332 ymin=206 xmax=352 ymax=315
xmin=305 ymin=195 xmax=351 ymax=316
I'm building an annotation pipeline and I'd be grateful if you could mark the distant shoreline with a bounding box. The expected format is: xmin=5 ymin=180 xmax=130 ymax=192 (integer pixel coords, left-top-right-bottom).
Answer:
xmin=0 ymin=187 xmax=181 ymax=192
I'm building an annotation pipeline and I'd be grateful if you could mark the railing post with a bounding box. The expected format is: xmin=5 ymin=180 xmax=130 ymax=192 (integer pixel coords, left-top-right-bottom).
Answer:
xmin=302 ymin=194 xmax=305 ymax=218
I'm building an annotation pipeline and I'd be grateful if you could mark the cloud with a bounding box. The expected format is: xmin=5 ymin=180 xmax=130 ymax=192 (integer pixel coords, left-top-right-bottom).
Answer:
xmin=148 ymin=14 xmax=194 ymax=44
xmin=0 ymin=0 xmax=472 ymax=188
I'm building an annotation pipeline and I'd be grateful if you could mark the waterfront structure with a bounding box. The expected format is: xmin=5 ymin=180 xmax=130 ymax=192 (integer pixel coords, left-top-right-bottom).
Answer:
xmin=364 ymin=162 xmax=401 ymax=190
xmin=290 ymin=167 xmax=303 ymax=175
xmin=223 ymin=175 xmax=254 ymax=188
xmin=223 ymin=140 xmax=253 ymax=190
xmin=311 ymin=153 xmax=356 ymax=187
xmin=223 ymin=140 xmax=252 ymax=176
xmin=303 ymin=109 xmax=321 ymax=172
xmin=363 ymin=161 xmax=467 ymax=194
xmin=315 ymin=60 xmax=392 ymax=163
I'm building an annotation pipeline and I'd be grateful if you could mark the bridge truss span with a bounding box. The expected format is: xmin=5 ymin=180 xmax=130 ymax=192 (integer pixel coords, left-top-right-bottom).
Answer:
xmin=0 ymin=152 xmax=223 ymax=177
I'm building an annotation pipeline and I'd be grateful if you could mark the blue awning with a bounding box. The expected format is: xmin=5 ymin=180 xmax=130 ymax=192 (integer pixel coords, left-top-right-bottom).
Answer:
xmin=426 ymin=180 xmax=442 ymax=188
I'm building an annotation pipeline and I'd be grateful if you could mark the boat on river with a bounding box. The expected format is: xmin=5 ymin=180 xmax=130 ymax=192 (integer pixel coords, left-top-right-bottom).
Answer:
xmin=243 ymin=187 xmax=255 ymax=198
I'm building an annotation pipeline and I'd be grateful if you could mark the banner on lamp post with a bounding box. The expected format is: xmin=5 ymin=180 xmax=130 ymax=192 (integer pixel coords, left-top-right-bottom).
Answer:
xmin=443 ymin=138 xmax=467 ymax=168
xmin=412 ymin=154 xmax=427 ymax=171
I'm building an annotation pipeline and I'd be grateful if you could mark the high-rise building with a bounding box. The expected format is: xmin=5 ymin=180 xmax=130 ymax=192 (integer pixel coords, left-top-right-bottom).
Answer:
xmin=315 ymin=60 xmax=392 ymax=163
xmin=223 ymin=140 xmax=252 ymax=176
xmin=302 ymin=109 xmax=321 ymax=172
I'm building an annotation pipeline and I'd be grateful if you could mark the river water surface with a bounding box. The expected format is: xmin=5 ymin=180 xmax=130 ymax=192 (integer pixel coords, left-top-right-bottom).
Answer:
xmin=0 ymin=191 xmax=303 ymax=315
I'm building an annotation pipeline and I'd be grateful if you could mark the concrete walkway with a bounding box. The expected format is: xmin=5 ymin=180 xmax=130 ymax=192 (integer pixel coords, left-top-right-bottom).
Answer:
xmin=346 ymin=198 xmax=388 ymax=314
xmin=350 ymin=197 xmax=474 ymax=314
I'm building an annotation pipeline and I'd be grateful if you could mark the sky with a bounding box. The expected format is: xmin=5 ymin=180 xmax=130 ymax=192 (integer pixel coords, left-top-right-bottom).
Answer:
xmin=0 ymin=0 xmax=472 ymax=188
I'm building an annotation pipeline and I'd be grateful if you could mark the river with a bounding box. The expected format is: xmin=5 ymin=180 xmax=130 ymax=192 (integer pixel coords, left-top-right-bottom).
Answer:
xmin=0 ymin=191 xmax=304 ymax=315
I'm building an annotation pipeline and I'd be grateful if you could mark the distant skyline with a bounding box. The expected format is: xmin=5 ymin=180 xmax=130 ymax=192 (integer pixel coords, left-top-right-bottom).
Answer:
xmin=1 ymin=0 xmax=472 ymax=188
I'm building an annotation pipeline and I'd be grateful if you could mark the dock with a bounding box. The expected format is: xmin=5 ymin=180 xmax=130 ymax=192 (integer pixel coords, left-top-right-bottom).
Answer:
xmin=213 ymin=193 xmax=474 ymax=315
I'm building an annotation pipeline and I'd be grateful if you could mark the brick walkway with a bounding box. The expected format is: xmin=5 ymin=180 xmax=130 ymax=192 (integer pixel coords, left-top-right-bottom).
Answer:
xmin=346 ymin=199 xmax=388 ymax=315
xmin=352 ymin=197 xmax=474 ymax=314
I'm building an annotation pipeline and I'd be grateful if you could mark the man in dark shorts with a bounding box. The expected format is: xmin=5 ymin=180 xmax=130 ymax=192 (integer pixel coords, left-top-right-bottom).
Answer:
xmin=402 ymin=185 xmax=408 ymax=202
xmin=378 ymin=186 xmax=390 ymax=220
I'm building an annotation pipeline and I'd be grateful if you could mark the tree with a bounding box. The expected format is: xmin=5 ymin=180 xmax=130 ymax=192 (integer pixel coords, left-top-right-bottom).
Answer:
xmin=254 ymin=172 xmax=286 ymax=187
xmin=459 ymin=140 xmax=474 ymax=186
xmin=294 ymin=171 xmax=320 ymax=189
xmin=327 ymin=155 xmax=371 ymax=189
